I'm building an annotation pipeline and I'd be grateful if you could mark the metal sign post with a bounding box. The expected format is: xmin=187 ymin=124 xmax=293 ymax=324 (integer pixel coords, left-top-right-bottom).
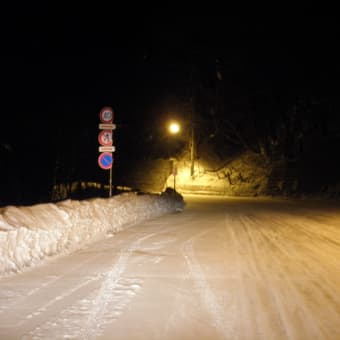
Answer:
xmin=109 ymin=167 xmax=113 ymax=197
xmin=98 ymin=106 xmax=115 ymax=197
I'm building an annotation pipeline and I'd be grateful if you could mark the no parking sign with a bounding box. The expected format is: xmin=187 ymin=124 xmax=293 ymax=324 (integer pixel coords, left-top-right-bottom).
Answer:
xmin=98 ymin=152 xmax=113 ymax=170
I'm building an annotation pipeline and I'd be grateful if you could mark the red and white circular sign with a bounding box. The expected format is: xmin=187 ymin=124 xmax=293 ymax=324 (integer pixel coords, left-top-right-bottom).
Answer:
xmin=98 ymin=130 xmax=113 ymax=146
xmin=99 ymin=106 xmax=114 ymax=123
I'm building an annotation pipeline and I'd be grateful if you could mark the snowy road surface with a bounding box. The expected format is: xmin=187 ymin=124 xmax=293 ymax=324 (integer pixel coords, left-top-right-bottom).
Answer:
xmin=0 ymin=195 xmax=339 ymax=339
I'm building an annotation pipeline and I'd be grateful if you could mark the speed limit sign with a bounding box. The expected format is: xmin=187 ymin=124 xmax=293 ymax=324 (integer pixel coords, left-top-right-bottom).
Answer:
xmin=99 ymin=106 xmax=114 ymax=123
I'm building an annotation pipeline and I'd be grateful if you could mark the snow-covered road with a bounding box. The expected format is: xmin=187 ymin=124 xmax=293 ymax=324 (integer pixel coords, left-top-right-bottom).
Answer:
xmin=0 ymin=195 xmax=339 ymax=339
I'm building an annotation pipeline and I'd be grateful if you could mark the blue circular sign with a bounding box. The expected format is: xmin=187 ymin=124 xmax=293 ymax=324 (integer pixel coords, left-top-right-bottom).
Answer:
xmin=98 ymin=152 xmax=113 ymax=170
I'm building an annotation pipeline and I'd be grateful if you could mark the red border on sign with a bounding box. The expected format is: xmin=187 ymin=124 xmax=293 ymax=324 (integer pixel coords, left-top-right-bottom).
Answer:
xmin=98 ymin=152 xmax=113 ymax=170
xmin=98 ymin=130 xmax=113 ymax=146
xmin=99 ymin=106 xmax=114 ymax=123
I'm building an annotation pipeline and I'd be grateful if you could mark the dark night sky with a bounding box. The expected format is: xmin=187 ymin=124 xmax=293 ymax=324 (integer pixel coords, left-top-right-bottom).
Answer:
xmin=2 ymin=15 xmax=339 ymax=119
xmin=1 ymin=13 xmax=339 ymax=203
xmin=2 ymin=15 xmax=338 ymax=118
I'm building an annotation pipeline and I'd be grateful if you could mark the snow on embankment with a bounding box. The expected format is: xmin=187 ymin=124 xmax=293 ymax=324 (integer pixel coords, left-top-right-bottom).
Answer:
xmin=0 ymin=192 xmax=184 ymax=277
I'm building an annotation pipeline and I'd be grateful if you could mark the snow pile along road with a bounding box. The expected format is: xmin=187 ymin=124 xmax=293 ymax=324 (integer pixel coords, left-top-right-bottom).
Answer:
xmin=0 ymin=192 xmax=185 ymax=277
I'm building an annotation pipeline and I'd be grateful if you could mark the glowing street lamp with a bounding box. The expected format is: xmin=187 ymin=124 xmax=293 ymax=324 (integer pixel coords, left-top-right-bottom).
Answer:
xmin=168 ymin=121 xmax=181 ymax=134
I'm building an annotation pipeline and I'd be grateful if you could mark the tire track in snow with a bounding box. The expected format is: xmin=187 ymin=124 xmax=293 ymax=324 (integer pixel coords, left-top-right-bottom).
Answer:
xmin=240 ymin=213 xmax=328 ymax=340
xmin=79 ymin=232 xmax=157 ymax=340
xmin=261 ymin=213 xmax=340 ymax=298
xmin=24 ymin=233 xmax=155 ymax=339
xmin=232 ymin=214 xmax=298 ymax=339
xmin=0 ymin=253 xmax=104 ymax=316
xmin=24 ymin=216 xmax=190 ymax=340
xmin=225 ymin=216 xmax=266 ymax=340
xmin=28 ymin=226 xmax=182 ymax=340
xmin=80 ymin=223 xmax=189 ymax=339
xmin=182 ymin=228 xmax=234 ymax=338
xmin=254 ymin=213 xmax=340 ymax=339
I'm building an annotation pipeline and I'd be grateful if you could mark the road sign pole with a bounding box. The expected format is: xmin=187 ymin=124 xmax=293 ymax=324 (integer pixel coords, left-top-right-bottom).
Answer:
xmin=109 ymin=166 xmax=112 ymax=197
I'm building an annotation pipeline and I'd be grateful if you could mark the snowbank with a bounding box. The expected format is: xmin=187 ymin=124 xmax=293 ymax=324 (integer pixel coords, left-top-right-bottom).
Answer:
xmin=0 ymin=192 xmax=184 ymax=277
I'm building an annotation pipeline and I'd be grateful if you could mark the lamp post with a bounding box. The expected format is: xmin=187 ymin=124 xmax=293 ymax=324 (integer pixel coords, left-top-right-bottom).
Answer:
xmin=168 ymin=120 xmax=195 ymax=178
xmin=168 ymin=121 xmax=180 ymax=191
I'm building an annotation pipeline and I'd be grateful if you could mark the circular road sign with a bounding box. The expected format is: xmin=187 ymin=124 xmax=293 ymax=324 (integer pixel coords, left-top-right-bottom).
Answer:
xmin=98 ymin=152 xmax=113 ymax=170
xmin=99 ymin=106 xmax=114 ymax=123
xmin=98 ymin=130 xmax=113 ymax=146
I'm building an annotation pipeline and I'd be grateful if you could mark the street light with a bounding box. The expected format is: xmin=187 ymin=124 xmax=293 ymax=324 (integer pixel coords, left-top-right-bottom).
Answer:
xmin=167 ymin=121 xmax=180 ymax=191
xmin=168 ymin=121 xmax=181 ymax=134
xmin=167 ymin=120 xmax=195 ymax=178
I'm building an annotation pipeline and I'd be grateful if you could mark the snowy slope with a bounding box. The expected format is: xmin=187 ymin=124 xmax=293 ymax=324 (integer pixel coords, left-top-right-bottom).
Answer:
xmin=0 ymin=192 xmax=184 ymax=277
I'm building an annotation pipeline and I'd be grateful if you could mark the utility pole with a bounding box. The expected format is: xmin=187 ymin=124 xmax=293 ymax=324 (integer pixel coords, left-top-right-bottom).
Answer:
xmin=190 ymin=123 xmax=195 ymax=177
xmin=189 ymin=95 xmax=195 ymax=178
xmin=188 ymin=65 xmax=197 ymax=178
